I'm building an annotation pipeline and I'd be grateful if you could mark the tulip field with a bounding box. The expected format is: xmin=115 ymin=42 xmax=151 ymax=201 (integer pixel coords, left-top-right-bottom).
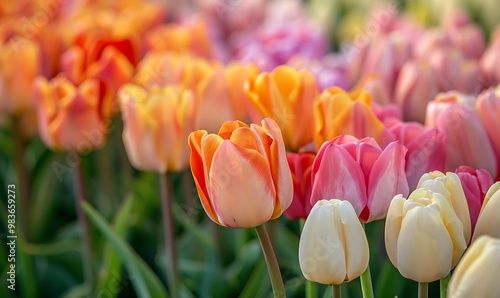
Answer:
xmin=2 ymin=0 xmax=500 ymax=297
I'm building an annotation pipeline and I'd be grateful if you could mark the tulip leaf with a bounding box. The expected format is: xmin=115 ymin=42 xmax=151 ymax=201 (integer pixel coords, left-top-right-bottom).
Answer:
xmin=238 ymin=258 xmax=270 ymax=298
xmin=82 ymin=201 xmax=169 ymax=298
xmin=375 ymin=260 xmax=404 ymax=298
xmin=173 ymin=203 xmax=215 ymax=251
xmin=60 ymin=284 xmax=90 ymax=298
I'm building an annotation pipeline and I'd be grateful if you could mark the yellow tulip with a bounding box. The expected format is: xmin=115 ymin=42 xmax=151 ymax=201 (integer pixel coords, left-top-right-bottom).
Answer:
xmin=299 ymin=199 xmax=369 ymax=285
xmin=417 ymin=171 xmax=471 ymax=243
xmin=188 ymin=118 xmax=293 ymax=228
xmin=313 ymin=87 xmax=387 ymax=149
xmin=245 ymin=65 xmax=319 ymax=152
xmin=447 ymin=235 xmax=500 ymax=298
xmin=472 ymin=182 xmax=500 ymax=242
xmin=385 ymin=189 xmax=467 ymax=282
xmin=119 ymin=84 xmax=195 ymax=173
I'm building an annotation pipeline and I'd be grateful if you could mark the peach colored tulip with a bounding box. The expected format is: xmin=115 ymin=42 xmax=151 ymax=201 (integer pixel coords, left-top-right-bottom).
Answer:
xmin=472 ymin=182 xmax=500 ymax=242
xmin=188 ymin=118 xmax=293 ymax=228
xmin=385 ymin=118 xmax=446 ymax=190
xmin=394 ymin=60 xmax=441 ymax=122
xmin=119 ymin=84 xmax=195 ymax=173
xmin=447 ymin=235 xmax=500 ymax=298
xmin=311 ymin=135 xmax=409 ymax=222
xmin=417 ymin=171 xmax=472 ymax=244
xmin=299 ymin=199 xmax=369 ymax=285
xmin=385 ymin=189 xmax=467 ymax=283
xmin=284 ymin=152 xmax=315 ymax=220
xmin=313 ymin=87 xmax=393 ymax=149
xmin=455 ymin=166 xmax=494 ymax=233
xmin=426 ymin=91 xmax=497 ymax=178
xmin=477 ymin=87 xmax=500 ymax=179
xmin=34 ymin=75 xmax=106 ymax=152
xmin=246 ymin=65 xmax=319 ymax=152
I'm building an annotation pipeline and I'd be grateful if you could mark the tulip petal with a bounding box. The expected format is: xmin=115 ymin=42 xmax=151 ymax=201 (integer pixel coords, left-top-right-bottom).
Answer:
xmin=384 ymin=195 xmax=406 ymax=268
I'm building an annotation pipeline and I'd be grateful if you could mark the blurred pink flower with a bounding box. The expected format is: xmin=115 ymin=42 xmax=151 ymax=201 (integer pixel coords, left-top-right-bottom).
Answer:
xmin=477 ymin=87 xmax=500 ymax=179
xmin=284 ymin=152 xmax=315 ymax=220
xmin=288 ymin=55 xmax=349 ymax=91
xmin=311 ymin=135 xmax=409 ymax=222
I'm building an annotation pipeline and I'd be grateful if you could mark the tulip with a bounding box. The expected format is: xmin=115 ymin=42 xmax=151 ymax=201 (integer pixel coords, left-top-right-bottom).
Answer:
xmin=417 ymin=171 xmax=471 ymax=243
xmin=393 ymin=60 xmax=441 ymax=123
xmin=188 ymin=118 xmax=293 ymax=228
xmin=386 ymin=118 xmax=446 ymax=190
xmin=355 ymin=74 xmax=392 ymax=106
xmin=480 ymin=42 xmax=500 ymax=89
xmin=311 ymin=135 xmax=409 ymax=222
xmin=477 ymin=87 xmax=500 ymax=179
xmin=299 ymin=199 xmax=369 ymax=285
xmin=472 ymin=182 xmax=500 ymax=241
xmin=313 ymin=87 xmax=394 ymax=149
xmin=447 ymin=235 xmax=500 ymax=298
xmin=425 ymin=91 xmax=497 ymax=178
xmin=246 ymin=66 xmax=319 ymax=152
xmin=385 ymin=189 xmax=467 ymax=282
xmin=34 ymin=75 xmax=106 ymax=152
xmin=119 ymin=84 xmax=195 ymax=173
xmin=455 ymin=166 xmax=494 ymax=233
xmin=284 ymin=152 xmax=315 ymax=220
xmin=287 ymin=55 xmax=349 ymax=92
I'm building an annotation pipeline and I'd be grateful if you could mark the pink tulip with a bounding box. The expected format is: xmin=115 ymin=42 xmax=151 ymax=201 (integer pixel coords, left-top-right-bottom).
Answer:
xmin=455 ymin=166 xmax=494 ymax=233
xmin=385 ymin=118 xmax=446 ymax=189
xmin=284 ymin=152 xmax=315 ymax=220
xmin=425 ymin=92 xmax=497 ymax=178
xmin=443 ymin=11 xmax=485 ymax=60
xmin=310 ymin=135 xmax=409 ymax=222
xmin=477 ymin=87 xmax=500 ymax=179
xmin=480 ymin=42 xmax=500 ymax=91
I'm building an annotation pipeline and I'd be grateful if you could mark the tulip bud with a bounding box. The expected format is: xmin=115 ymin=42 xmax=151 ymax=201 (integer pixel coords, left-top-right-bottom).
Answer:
xmin=477 ymin=87 xmax=500 ymax=179
xmin=385 ymin=189 xmax=467 ymax=282
xmin=284 ymin=152 xmax=315 ymax=220
xmin=417 ymin=171 xmax=471 ymax=243
xmin=472 ymin=182 xmax=500 ymax=242
xmin=480 ymin=42 xmax=500 ymax=89
xmin=119 ymin=84 xmax=196 ymax=173
xmin=447 ymin=236 xmax=500 ymax=298
xmin=188 ymin=118 xmax=293 ymax=228
xmin=311 ymin=135 xmax=409 ymax=222
xmin=299 ymin=199 xmax=369 ymax=285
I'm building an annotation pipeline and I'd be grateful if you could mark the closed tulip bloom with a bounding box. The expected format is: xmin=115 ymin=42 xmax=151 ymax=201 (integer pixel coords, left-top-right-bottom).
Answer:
xmin=477 ymin=87 xmax=500 ymax=179
xmin=385 ymin=189 xmax=467 ymax=282
xmin=417 ymin=171 xmax=471 ymax=243
xmin=425 ymin=91 xmax=497 ymax=178
xmin=284 ymin=152 xmax=315 ymax=220
xmin=448 ymin=235 xmax=500 ymax=298
xmin=394 ymin=60 xmax=441 ymax=123
xmin=455 ymin=166 xmax=494 ymax=233
xmin=246 ymin=66 xmax=319 ymax=152
xmin=480 ymin=42 xmax=500 ymax=89
xmin=299 ymin=199 xmax=369 ymax=285
xmin=34 ymin=75 xmax=105 ymax=152
xmin=472 ymin=182 xmax=500 ymax=241
xmin=188 ymin=118 xmax=293 ymax=228
xmin=311 ymin=135 xmax=409 ymax=222
xmin=313 ymin=87 xmax=393 ymax=149
xmin=119 ymin=84 xmax=195 ymax=173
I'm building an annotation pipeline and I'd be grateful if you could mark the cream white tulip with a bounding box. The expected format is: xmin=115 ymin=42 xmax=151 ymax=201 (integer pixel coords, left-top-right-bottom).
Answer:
xmin=472 ymin=182 xmax=500 ymax=242
xmin=385 ymin=189 xmax=467 ymax=283
xmin=299 ymin=199 xmax=369 ymax=285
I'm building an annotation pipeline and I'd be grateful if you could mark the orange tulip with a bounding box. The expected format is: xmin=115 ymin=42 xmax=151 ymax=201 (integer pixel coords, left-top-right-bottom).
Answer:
xmin=188 ymin=118 xmax=293 ymax=228
xmin=119 ymin=84 xmax=196 ymax=173
xmin=245 ymin=66 xmax=319 ymax=152
xmin=313 ymin=87 xmax=391 ymax=149
xmin=34 ymin=75 xmax=106 ymax=152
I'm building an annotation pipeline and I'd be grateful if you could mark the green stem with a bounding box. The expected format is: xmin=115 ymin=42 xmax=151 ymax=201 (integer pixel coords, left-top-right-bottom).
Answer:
xmin=332 ymin=284 xmax=341 ymax=298
xmin=360 ymin=223 xmax=374 ymax=298
xmin=419 ymin=282 xmax=428 ymax=298
xmin=300 ymin=219 xmax=317 ymax=298
xmin=440 ymin=274 xmax=450 ymax=298
xmin=73 ymin=156 xmax=94 ymax=292
xmin=254 ymin=224 xmax=285 ymax=297
xmin=159 ymin=172 xmax=179 ymax=297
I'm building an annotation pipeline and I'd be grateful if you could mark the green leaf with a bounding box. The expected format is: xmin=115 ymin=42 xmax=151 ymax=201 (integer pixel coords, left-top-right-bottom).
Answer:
xmin=238 ymin=258 xmax=270 ymax=298
xmin=60 ymin=284 xmax=90 ymax=298
xmin=82 ymin=201 xmax=168 ymax=298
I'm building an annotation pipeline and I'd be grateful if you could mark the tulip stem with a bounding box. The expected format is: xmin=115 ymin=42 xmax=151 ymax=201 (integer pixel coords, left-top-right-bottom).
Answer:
xmin=159 ymin=172 xmax=179 ymax=296
xmin=440 ymin=274 xmax=450 ymax=298
xmin=300 ymin=219 xmax=318 ymax=298
xmin=254 ymin=224 xmax=285 ymax=297
xmin=332 ymin=284 xmax=341 ymax=298
xmin=73 ymin=155 xmax=94 ymax=292
xmin=360 ymin=223 xmax=374 ymax=298
xmin=418 ymin=282 xmax=428 ymax=298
